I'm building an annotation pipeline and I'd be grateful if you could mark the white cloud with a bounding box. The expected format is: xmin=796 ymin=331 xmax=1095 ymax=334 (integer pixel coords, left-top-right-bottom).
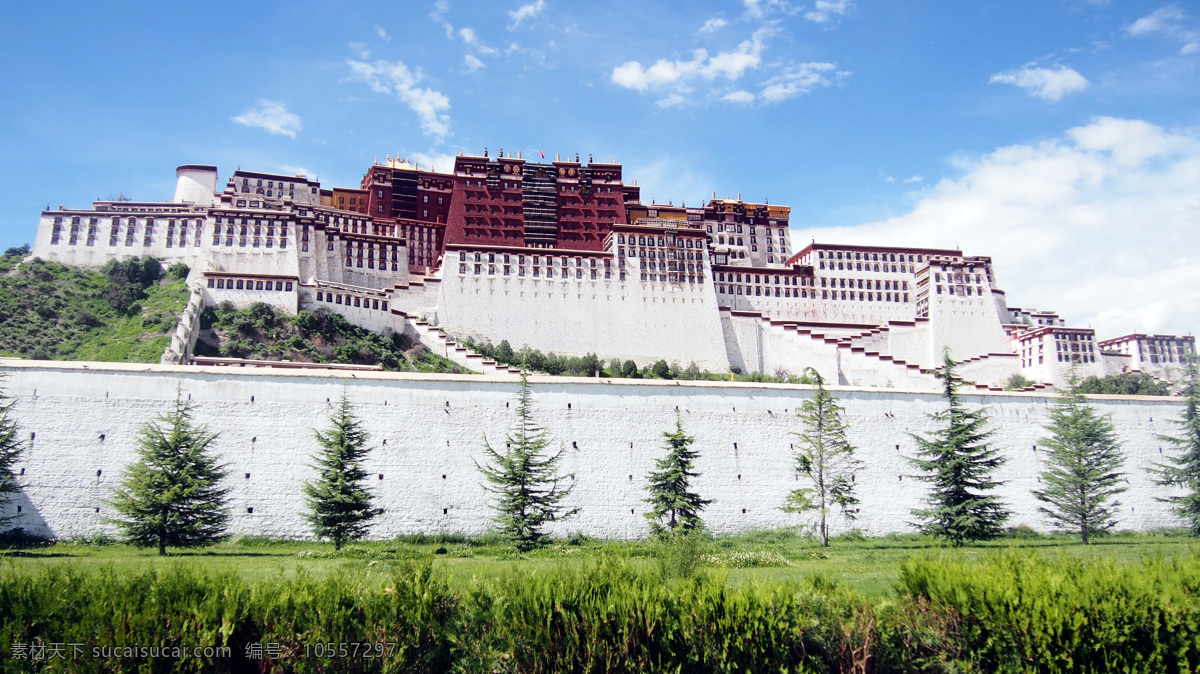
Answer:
xmin=349 ymin=42 xmax=371 ymax=59
xmin=1126 ymin=4 xmax=1200 ymax=55
xmin=409 ymin=151 xmax=457 ymax=173
xmin=455 ymin=26 xmax=498 ymax=55
xmin=231 ymin=100 xmax=302 ymax=139
xmin=509 ymin=0 xmax=546 ymax=28
xmin=742 ymin=0 xmax=793 ymax=20
xmin=613 ymin=27 xmax=843 ymax=107
xmin=1127 ymin=4 xmax=1185 ymax=36
xmin=805 ymin=0 xmax=853 ymax=24
xmin=806 ymin=117 xmax=1200 ymax=337
xmin=656 ymin=93 xmax=688 ymax=108
xmin=1066 ymin=117 xmax=1173 ymax=166
xmin=374 ymin=24 xmax=391 ymax=41
xmin=903 ymin=175 xmax=924 ymax=184
xmin=345 ymin=59 xmax=452 ymax=139
xmin=722 ymin=90 xmax=755 ymax=104
xmin=611 ymin=27 xmax=771 ymax=94
xmin=430 ymin=0 xmax=449 ymax=21
xmin=760 ymin=62 xmax=838 ymax=102
xmin=699 ymin=18 xmax=728 ymax=34
xmin=464 ymin=54 xmax=485 ymax=71
xmin=279 ymin=165 xmax=313 ymax=179
xmin=988 ymin=64 xmax=1088 ymax=102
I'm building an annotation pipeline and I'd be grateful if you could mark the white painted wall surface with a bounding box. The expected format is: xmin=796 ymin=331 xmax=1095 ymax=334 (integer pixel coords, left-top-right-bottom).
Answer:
xmin=439 ymin=270 xmax=731 ymax=372
xmin=0 ymin=360 xmax=1187 ymax=542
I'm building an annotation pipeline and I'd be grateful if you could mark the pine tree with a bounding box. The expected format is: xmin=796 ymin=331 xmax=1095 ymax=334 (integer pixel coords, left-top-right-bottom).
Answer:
xmin=781 ymin=369 xmax=862 ymax=546
xmin=0 ymin=376 xmax=25 ymax=530
xmin=303 ymin=393 xmax=383 ymax=550
xmin=909 ymin=352 xmax=1010 ymax=546
xmin=1033 ymin=372 xmax=1126 ymax=543
xmin=108 ymin=391 xmax=229 ymax=555
xmin=644 ymin=411 xmax=712 ymax=536
xmin=476 ymin=372 xmax=577 ymax=552
xmin=1155 ymin=352 xmax=1200 ymax=533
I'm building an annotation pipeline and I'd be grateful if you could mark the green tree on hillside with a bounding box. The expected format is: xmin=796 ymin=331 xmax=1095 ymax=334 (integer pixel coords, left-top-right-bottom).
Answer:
xmin=645 ymin=412 xmax=711 ymax=536
xmin=1004 ymin=373 xmax=1034 ymax=390
xmin=303 ymin=394 xmax=383 ymax=550
xmin=782 ymin=369 xmax=862 ymax=547
xmin=1155 ymin=352 xmax=1200 ymax=533
xmin=0 ymin=376 xmax=25 ymax=530
xmin=621 ymin=360 xmax=639 ymax=378
xmin=909 ymin=351 xmax=1010 ymax=546
xmin=1077 ymin=372 xmax=1171 ymax=396
xmin=108 ymin=390 xmax=229 ymax=555
xmin=476 ymin=372 xmax=577 ymax=551
xmin=1034 ymin=372 xmax=1126 ymax=543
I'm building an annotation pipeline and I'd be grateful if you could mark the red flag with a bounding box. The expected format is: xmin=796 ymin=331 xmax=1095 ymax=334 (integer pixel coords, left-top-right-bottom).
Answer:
xmin=539 ymin=149 xmax=545 ymax=159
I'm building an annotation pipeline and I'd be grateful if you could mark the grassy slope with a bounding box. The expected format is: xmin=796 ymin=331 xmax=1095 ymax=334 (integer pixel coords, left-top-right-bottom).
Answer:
xmin=3 ymin=531 xmax=1192 ymax=598
xmin=0 ymin=257 xmax=188 ymax=363
xmin=195 ymin=302 xmax=469 ymax=373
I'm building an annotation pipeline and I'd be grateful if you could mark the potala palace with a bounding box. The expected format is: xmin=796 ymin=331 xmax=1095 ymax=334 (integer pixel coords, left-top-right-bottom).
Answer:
xmin=10 ymin=154 xmax=1197 ymax=540
xmin=30 ymin=155 xmax=1194 ymax=391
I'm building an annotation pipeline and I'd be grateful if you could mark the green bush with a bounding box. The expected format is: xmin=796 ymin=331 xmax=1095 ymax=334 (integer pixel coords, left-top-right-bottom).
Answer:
xmin=884 ymin=549 xmax=1200 ymax=672
xmin=0 ymin=562 xmax=456 ymax=673
xmin=166 ymin=262 xmax=190 ymax=280
xmin=3 ymin=543 xmax=1200 ymax=670
xmin=1077 ymin=372 xmax=1172 ymax=396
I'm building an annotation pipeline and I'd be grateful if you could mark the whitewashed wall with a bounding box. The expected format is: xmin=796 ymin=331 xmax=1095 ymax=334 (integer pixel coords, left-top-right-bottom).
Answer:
xmin=438 ymin=270 xmax=731 ymax=372
xmin=0 ymin=360 xmax=1187 ymax=541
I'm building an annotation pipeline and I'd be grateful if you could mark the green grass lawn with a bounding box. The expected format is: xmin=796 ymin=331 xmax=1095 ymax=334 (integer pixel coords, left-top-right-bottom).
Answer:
xmin=4 ymin=530 xmax=1194 ymax=599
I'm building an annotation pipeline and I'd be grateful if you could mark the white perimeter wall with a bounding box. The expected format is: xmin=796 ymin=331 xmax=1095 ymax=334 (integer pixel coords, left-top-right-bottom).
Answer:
xmin=0 ymin=360 xmax=1188 ymax=541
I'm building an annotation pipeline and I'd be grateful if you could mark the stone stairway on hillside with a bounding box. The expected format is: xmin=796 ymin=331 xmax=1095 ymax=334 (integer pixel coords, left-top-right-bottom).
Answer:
xmin=743 ymin=311 xmax=1052 ymax=392
xmin=390 ymin=308 xmax=519 ymax=376
xmin=813 ymin=318 xmax=1052 ymax=392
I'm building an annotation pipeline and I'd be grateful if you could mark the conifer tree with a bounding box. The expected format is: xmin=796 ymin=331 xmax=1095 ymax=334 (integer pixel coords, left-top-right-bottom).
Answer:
xmin=109 ymin=391 xmax=229 ymax=555
xmin=303 ymin=393 xmax=383 ymax=550
xmin=476 ymin=372 xmax=576 ymax=552
xmin=644 ymin=411 xmax=712 ymax=536
xmin=1033 ymin=372 xmax=1126 ymax=543
xmin=0 ymin=376 xmax=25 ymax=529
xmin=909 ymin=351 xmax=1010 ymax=546
xmin=1155 ymin=352 xmax=1200 ymax=533
xmin=781 ymin=369 xmax=862 ymax=546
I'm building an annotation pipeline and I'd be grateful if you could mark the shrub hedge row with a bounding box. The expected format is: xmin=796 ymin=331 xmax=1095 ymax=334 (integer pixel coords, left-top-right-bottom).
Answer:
xmin=2 ymin=548 xmax=1199 ymax=672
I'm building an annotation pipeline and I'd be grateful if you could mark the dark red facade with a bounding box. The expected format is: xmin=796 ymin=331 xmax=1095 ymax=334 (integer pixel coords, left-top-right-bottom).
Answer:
xmin=359 ymin=152 xmax=643 ymax=274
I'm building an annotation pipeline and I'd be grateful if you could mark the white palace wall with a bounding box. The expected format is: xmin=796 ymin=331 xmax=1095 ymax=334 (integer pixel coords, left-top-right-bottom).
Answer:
xmin=0 ymin=360 xmax=1187 ymax=542
xmin=438 ymin=270 xmax=731 ymax=372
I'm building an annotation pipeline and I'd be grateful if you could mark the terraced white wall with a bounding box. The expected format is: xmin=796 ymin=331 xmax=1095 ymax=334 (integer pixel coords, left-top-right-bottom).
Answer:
xmin=0 ymin=360 xmax=1187 ymax=542
xmin=438 ymin=269 xmax=731 ymax=372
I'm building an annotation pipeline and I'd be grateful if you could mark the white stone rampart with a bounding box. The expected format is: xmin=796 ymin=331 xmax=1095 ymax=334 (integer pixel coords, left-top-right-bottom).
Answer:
xmin=439 ymin=265 xmax=731 ymax=372
xmin=0 ymin=360 xmax=1187 ymax=541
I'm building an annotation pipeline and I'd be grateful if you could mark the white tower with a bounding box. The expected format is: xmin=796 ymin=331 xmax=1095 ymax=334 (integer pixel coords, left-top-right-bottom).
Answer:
xmin=173 ymin=165 xmax=218 ymax=206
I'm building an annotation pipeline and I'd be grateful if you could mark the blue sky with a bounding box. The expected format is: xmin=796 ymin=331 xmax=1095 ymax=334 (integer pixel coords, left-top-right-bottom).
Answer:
xmin=1 ymin=1 xmax=1198 ymax=337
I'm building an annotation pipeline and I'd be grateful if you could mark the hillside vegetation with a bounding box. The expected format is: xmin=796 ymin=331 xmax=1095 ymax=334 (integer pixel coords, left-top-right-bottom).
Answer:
xmin=196 ymin=302 xmax=468 ymax=373
xmin=462 ymin=337 xmax=819 ymax=383
xmin=0 ymin=248 xmax=189 ymax=362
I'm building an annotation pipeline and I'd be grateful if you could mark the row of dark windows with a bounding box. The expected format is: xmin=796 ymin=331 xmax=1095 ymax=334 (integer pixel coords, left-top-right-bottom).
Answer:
xmin=316 ymin=290 xmax=388 ymax=311
xmin=208 ymin=278 xmax=293 ymax=292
